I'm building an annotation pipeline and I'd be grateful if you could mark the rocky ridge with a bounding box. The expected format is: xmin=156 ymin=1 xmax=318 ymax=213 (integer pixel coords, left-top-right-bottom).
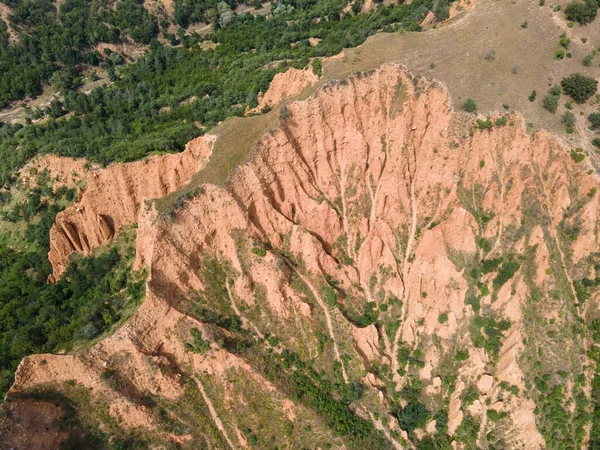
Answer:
xmin=5 ymin=64 xmax=599 ymax=449
xmin=46 ymin=136 xmax=213 ymax=281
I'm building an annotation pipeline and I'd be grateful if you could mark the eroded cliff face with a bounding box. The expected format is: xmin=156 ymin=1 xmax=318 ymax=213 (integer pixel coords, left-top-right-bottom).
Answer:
xmin=7 ymin=65 xmax=600 ymax=449
xmin=47 ymin=136 xmax=213 ymax=281
xmin=251 ymin=67 xmax=318 ymax=113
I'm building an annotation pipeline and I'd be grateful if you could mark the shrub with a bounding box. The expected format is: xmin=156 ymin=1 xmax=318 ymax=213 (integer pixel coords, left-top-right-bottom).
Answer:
xmin=455 ymin=349 xmax=470 ymax=361
xmin=588 ymin=112 xmax=600 ymax=129
xmin=561 ymin=73 xmax=598 ymax=103
xmin=434 ymin=1 xmax=450 ymax=20
xmin=563 ymin=110 xmax=577 ymax=127
xmin=543 ymin=94 xmax=560 ymax=112
xmin=311 ymin=58 xmax=322 ymax=76
xmin=438 ymin=312 xmax=449 ymax=324
xmin=397 ymin=402 xmax=431 ymax=435
xmin=472 ymin=316 xmax=511 ymax=357
xmin=463 ymin=98 xmax=477 ymax=112
xmin=280 ymin=105 xmax=291 ymax=120
xmin=584 ymin=53 xmax=596 ymax=66
xmin=481 ymin=257 xmax=503 ymax=274
xmin=479 ymin=283 xmax=490 ymax=296
xmin=184 ymin=328 xmax=212 ymax=354
xmin=494 ymin=260 xmax=520 ymax=287
xmin=495 ymin=115 xmax=508 ymax=126
xmin=477 ymin=234 xmax=490 ymax=249
xmin=463 ymin=386 xmax=479 ymax=406
xmin=476 ymin=118 xmax=493 ymax=130
xmin=291 ymin=371 xmax=374 ymax=438
xmin=354 ymin=302 xmax=378 ymax=327
xmin=571 ymin=148 xmax=586 ymax=162
xmin=565 ymin=0 xmax=598 ymax=24
xmin=529 ymin=90 xmax=537 ymax=102
xmin=554 ymin=49 xmax=566 ymax=60
xmin=483 ymin=49 xmax=496 ymax=61
xmin=487 ymin=409 xmax=507 ymax=422
xmin=560 ymin=37 xmax=571 ymax=48
xmin=592 ymin=138 xmax=600 ymax=148
xmin=323 ymin=285 xmax=338 ymax=307
xmin=465 ymin=294 xmax=481 ymax=312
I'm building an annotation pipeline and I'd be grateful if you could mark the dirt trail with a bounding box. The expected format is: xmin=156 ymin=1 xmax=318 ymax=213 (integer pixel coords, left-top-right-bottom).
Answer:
xmin=290 ymin=266 xmax=349 ymax=383
xmin=195 ymin=377 xmax=236 ymax=449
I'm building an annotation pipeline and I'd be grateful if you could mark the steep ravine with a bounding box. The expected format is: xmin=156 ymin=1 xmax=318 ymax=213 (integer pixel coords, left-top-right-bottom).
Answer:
xmin=4 ymin=65 xmax=600 ymax=449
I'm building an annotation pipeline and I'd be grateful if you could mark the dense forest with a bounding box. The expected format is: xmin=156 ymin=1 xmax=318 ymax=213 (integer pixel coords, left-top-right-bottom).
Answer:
xmin=0 ymin=0 xmax=158 ymax=107
xmin=0 ymin=0 xmax=444 ymax=400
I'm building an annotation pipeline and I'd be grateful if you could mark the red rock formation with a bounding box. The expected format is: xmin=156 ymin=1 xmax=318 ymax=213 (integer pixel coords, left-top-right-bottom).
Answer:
xmin=251 ymin=67 xmax=318 ymax=113
xmin=11 ymin=65 xmax=598 ymax=449
xmin=47 ymin=135 xmax=213 ymax=281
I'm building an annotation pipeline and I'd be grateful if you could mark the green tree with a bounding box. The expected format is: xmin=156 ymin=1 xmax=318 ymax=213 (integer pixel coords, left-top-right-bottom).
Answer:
xmin=49 ymin=68 xmax=78 ymax=93
xmin=588 ymin=112 xmax=600 ymax=129
xmin=433 ymin=0 xmax=450 ymax=20
xmin=561 ymin=73 xmax=598 ymax=103
xmin=462 ymin=98 xmax=477 ymax=113
xmin=563 ymin=110 xmax=576 ymax=127
xmin=397 ymin=402 xmax=430 ymax=435
xmin=543 ymin=94 xmax=559 ymax=112
xmin=529 ymin=90 xmax=537 ymax=102
xmin=217 ymin=2 xmax=235 ymax=28
xmin=565 ymin=0 xmax=598 ymax=24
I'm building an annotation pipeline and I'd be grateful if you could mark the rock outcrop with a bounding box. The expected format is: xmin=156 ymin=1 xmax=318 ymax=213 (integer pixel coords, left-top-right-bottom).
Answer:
xmin=47 ymin=136 xmax=213 ymax=281
xmin=252 ymin=67 xmax=318 ymax=113
xmin=8 ymin=65 xmax=599 ymax=449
